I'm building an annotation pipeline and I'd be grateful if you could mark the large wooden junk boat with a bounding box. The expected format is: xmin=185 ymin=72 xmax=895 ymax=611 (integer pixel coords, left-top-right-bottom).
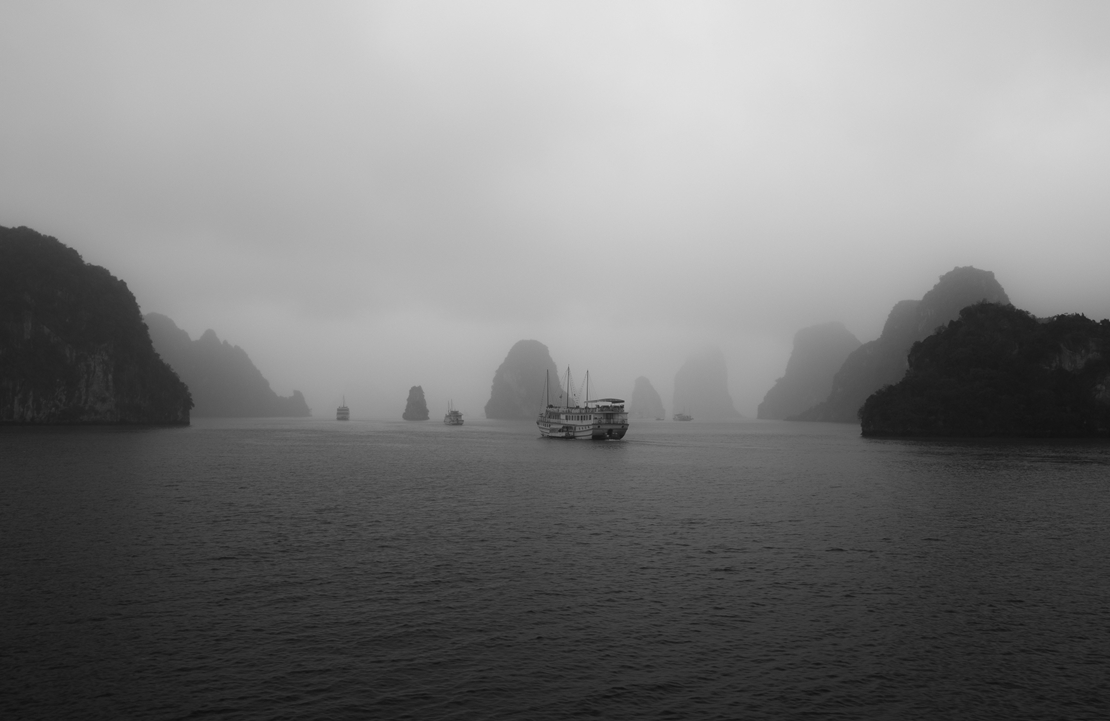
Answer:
xmin=537 ymin=368 xmax=629 ymax=440
xmin=444 ymin=401 xmax=464 ymax=425
xmin=336 ymin=397 xmax=350 ymax=421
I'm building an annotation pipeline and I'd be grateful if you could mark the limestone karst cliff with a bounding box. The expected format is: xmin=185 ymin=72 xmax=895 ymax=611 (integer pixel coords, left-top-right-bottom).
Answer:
xmin=673 ymin=347 xmax=742 ymax=421
xmin=1 ymin=226 xmax=192 ymax=424
xmin=758 ymin=322 xmax=861 ymax=420
xmin=629 ymin=376 xmax=665 ymax=420
xmin=484 ymin=340 xmax=563 ymax=420
xmin=402 ymin=385 xmax=430 ymax=420
xmin=860 ymin=303 xmax=1110 ymax=437
xmin=145 ymin=313 xmax=310 ymax=417
xmin=794 ymin=266 xmax=1010 ymax=423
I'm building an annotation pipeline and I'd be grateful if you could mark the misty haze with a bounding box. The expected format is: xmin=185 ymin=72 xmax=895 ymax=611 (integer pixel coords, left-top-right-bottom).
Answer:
xmin=3 ymin=2 xmax=1110 ymax=719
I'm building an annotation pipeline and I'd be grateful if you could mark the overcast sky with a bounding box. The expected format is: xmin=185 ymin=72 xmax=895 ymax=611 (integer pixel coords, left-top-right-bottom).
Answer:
xmin=3 ymin=1 xmax=1109 ymax=418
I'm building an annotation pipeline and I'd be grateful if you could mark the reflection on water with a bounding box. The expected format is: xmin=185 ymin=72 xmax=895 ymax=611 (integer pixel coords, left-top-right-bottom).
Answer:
xmin=3 ymin=419 xmax=1108 ymax=720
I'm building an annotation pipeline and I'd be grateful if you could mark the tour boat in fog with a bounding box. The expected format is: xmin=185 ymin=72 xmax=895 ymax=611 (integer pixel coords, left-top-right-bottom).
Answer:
xmin=673 ymin=413 xmax=692 ymax=422
xmin=336 ymin=398 xmax=349 ymax=421
xmin=537 ymin=369 xmax=629 ymax=440
xmin=444 ymin=402 xmax=464 ymax=426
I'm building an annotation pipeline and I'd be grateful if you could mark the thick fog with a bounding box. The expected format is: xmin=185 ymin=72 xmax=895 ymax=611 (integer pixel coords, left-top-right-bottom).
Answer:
xmin=3 ymin=1 xmax=1109 ymax=418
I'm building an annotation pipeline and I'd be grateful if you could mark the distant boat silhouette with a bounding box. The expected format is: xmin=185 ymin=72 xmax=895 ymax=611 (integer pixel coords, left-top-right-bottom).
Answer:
xmin=336 ymin=397 xmax=349 ymax=421
xmin=443 ymin=401 xmax=464 ymax=425
xmin=673 ymin=412 xmax=692 ymax=421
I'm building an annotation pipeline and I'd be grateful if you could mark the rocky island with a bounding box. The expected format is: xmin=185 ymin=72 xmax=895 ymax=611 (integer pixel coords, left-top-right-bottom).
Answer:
xmin=1 ymin=226 xmax=192 ymax=424
xmin=629 ymin=376 xmax=665 ymax=420
xmin=758 ymin=322 xmax=861 ymax=420
xmin=673 ymin=347 xmax=742 ymax=421
xmin=145 ymin=313 xmax=311 ymax=417
xmin=860 ymin=304 xmax=1110 ymax=437
xmin=402 ymin=385 xmax=430 ymax=420
xmin=793 ymin=266 xmax=1009 ymax=422
xmin=484 ymin=340 xmax=563 ymax=420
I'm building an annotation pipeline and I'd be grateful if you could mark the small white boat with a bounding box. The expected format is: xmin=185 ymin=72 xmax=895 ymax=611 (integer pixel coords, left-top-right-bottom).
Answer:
xmin=336 ymin=397 xmax=350 ymax=421
xmin=444 ymin=401 xmax=464 ymax=425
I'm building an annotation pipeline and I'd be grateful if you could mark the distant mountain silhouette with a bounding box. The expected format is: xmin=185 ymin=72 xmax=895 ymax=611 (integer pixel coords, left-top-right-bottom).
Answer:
xmin=1 ymin=226 xmax=191 ymax=424
xmin=861 ymin=303 xmax=1110 ymax=436
xmin=402 ymin=385 xmax=430 ymax=420
xmin=793 ymin=266 xmax=1009 ymax=422
xmin=758 ymin=322 xmax=861 ymax=420
xmin=485 ymin=340 xmax=563 ymax=420
xmin=144 ymin=313 xmax=310 ymax=417
xmin=673 ymin=347 xmax=743 ymax=421
xmin=629 ymin=376 xmax=665 ymax=420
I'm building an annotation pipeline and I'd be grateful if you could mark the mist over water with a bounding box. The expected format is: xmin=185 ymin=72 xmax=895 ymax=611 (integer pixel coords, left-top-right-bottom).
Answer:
xmin=4 ymin=420 xmax=1108 ymax=719
xmin=5 ymin=5 xmax=1110 ymax=718
xmin=4 ymin=3 xmax=1110 ymax=416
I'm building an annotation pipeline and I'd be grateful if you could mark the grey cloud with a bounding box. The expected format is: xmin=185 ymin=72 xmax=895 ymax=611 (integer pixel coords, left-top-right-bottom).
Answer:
xmin=3 ymin=1 xmax=1108 ymax=417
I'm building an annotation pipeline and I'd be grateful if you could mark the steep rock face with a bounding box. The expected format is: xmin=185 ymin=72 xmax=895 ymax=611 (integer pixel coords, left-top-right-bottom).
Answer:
xmin=0 ymin=226 xmax=191 ymax=424
xmin=860 ymin=303 xmax=1110 ymax=437
xmin=757 ymin=322 xmax=861 ymax=420
xmin=403 ymin=385 xmax=430 ymax=420
xmin=484 ymin=340 xmax=563 ymax=420
xmin=145 ymin=313 xmax=310 ymax=417
xmin=673 ymin=347 xmax=742 ymax=421
xmin=629 ymin=376 xmax=665 ymax=420
xmin=794 ymin=267 xmax=1009 ymax=422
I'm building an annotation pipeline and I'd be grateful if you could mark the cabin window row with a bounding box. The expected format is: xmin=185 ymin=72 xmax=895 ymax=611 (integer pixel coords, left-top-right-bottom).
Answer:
xmin=545 ymin=412 xmax=593 ymax=421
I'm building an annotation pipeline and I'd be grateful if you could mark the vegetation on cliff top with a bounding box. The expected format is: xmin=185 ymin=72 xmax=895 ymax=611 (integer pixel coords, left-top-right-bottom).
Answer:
xmin=794 ymin=266 xmax=1010 ymax=423
xmin=1 ymin=226 xmax=192 ymax=424
xmin=402 ymin=385 xmax=430 ymax=420
xmin=485 ymin=340 xmax=562 ymax=420
xmin=860 ymin=303 xmax=1110 ymax=437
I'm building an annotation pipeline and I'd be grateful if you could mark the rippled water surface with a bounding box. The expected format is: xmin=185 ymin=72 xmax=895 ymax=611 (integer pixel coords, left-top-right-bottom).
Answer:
xmin=3 ymin=419 xmax=1109 ymax=720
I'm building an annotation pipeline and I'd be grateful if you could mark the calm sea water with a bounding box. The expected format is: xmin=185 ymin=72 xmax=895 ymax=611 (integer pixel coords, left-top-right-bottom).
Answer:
xmin=2 ymin=418 xmax=1109 ymax=720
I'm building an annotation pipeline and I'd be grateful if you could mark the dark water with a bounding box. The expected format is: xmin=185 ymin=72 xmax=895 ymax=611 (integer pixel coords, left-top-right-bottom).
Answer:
xmin=3 ymin=419 xmax=1109 ymax=720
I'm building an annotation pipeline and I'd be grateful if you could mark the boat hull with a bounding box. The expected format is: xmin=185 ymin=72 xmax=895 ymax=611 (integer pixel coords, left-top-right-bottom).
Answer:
xmin=536 ymin=409 xmax=629 ymax=440
xmin=591 ymin=424 xmax=628 ymax=440
xmin=538 ymin=422 xmax=597 ymax=439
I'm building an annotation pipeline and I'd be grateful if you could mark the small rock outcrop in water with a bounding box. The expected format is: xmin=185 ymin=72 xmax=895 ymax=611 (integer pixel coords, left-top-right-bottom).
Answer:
xmin=860 ymin=303 xmax=1110 ymax=437
xmin=629 ymin=376 xmax=665 ymax=420
xmin=758 ymin=322 xmax=861 ymax=420
xmin=145 ymin=313 xmax=311 ymax=417
xmin=0 ymin=226 xmax=192 ymax=424
xmin=673 ymin=347 xmax=743 ymax=421
xmin=402 ymin=385 xmax=430 ymax=420
xmin=793 ymin=266 xmax=1009 ymax=422
xmin=484 ymin=340 xmax=564 ymax=419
